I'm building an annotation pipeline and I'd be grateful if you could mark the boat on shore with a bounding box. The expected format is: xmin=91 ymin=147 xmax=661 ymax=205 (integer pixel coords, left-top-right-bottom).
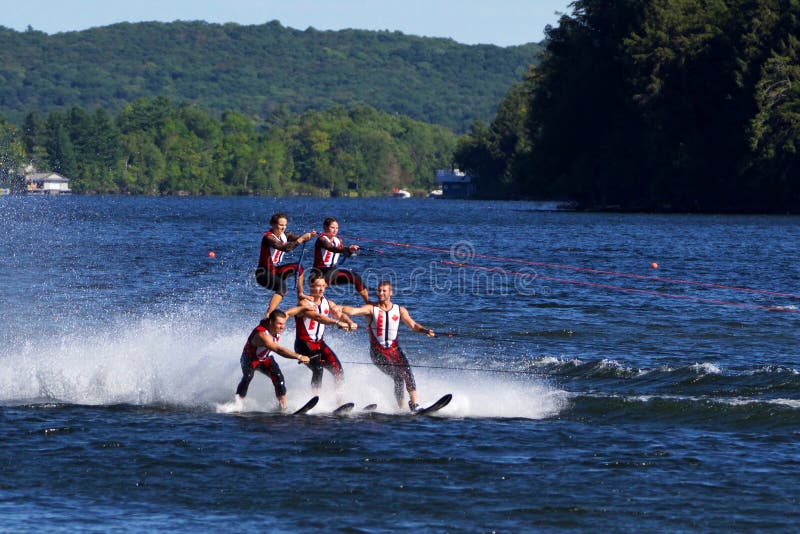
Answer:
xmin=391 ymin=188 xmax=411 ymax=198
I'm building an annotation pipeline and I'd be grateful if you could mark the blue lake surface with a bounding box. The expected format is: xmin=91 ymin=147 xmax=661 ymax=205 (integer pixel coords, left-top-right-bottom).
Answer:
xmin=1 ymin=195 xmax=798 ymax=531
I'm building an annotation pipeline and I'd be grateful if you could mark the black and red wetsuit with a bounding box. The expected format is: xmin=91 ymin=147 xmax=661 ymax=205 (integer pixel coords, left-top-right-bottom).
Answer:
xmin=236 ymin=324 xmax=287 ymax=399
xmin=312 ymin=234 xmax=365 ymax=292
xmin=368 ymin=304 xmax=416 ymax=403
xmin=255 ymin=230 xmax=304 ymax=296
xmin=294 ymin=297 xmax=344 ymax=389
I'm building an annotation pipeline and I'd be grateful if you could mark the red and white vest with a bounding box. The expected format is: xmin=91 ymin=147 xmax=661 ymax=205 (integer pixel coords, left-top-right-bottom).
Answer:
xmin=295 ymin=298 xmax=331 ymax=343
xmin=314 ymin=235 xmax=342 ymax=269
xmin=369 ymin=304 xmax=401 ymax=348
xmin=243 ymin=325 xmax=279 ymax=362
xmin=259 ymin=231 xmax=287 ymax=270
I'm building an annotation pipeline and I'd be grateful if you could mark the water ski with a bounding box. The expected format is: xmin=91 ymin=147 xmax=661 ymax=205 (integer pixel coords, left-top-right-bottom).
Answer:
xmin=292 ymin=396 xmax=319 ymax=415
xmin=362 ymin=403 xmax=378 ymax=412
xmin=332 ymin=402 xmax=355 ymax=415
xmin=414 ymin=393 xmax=452 ymax=416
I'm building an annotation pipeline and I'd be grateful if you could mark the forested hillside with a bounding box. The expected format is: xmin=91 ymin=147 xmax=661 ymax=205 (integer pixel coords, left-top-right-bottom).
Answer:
xmin=455 ymin=0 xmax=800 ymax=213
xmin=0 ymin=21 xmax=542 ymax=132
xmin=1 ymin=98 xmax=456 ymax=195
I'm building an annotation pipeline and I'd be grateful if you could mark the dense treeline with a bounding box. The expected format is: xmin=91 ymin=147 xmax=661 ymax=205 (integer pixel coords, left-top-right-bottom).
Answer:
xmin=0 ymin=98 xmax=457 ymax=195
xmin=0 ymin=21 xmax=542 ymax=132
xmin=455 ymin=0 xmax=800 ymax=212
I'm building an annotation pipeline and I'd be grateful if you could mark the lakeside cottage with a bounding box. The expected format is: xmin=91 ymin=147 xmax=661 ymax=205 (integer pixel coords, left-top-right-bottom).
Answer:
xmin=434 ymin=169 xmax=474 ymax=199
xmin=25 ymin=172 xmax=72 ymax=194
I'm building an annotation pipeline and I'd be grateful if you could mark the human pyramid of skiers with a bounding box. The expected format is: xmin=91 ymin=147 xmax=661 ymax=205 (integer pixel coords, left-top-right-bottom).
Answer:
xmin=234 ymin=212 xmax=436 ymax=413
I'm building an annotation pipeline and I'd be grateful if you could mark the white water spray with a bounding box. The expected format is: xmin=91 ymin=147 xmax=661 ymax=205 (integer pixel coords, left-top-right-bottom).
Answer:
xmin=0 ymin=309 xmax=568 ymax=419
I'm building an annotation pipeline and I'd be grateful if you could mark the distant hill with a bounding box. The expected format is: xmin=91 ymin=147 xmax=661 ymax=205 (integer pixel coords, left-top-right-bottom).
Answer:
xmin=0 ymin=21 xmax=543 ymax=131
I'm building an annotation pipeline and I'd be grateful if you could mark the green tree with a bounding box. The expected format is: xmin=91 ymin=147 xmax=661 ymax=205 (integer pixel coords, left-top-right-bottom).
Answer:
xmin=119 ymin=133 xmax=165 ymax=194
xmin=0 ymin=116 xmax=25 ymax=189
xmin=747 ymin=11 xmax=800 ymax=209
xmin=44 ymin=111 xmax=79 ymax=179
xmin=21 ymin=111 xmax=48 ymax=168
xmin=220 ymin=111 xmax=259 ymax=192
xmin=454 ymin=76 xmax=533 ymax=199
xmin=524 ymin=0 xmax=649 ymax=208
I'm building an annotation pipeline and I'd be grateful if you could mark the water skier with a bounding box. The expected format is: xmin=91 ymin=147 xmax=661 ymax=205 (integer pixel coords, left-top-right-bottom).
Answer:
xmin=293 ymin=272 xmax=358 ymax=402
xmin=256 ymin=212 xmax=317 ymax=318
xmin=306 ymin=217 xmax=370 ymax=304
xmin=234 ymin=307 xmax=311 ymax=411
xmin=340 ymin=280 xmax=435 ymax=412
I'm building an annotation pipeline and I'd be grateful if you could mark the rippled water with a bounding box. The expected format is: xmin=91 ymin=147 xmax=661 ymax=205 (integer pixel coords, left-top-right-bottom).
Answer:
xmin=1 ymin=196 xmax=798 ymax=531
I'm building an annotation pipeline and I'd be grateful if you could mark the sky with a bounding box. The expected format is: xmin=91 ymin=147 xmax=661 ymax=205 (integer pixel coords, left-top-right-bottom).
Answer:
xmin=1 ymin=0 xmax=574 ymax=47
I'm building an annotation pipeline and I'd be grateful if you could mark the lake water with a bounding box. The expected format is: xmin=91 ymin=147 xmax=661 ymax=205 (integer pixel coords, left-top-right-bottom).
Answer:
xmin=1 ymin=196 xmax=798 ymax=531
